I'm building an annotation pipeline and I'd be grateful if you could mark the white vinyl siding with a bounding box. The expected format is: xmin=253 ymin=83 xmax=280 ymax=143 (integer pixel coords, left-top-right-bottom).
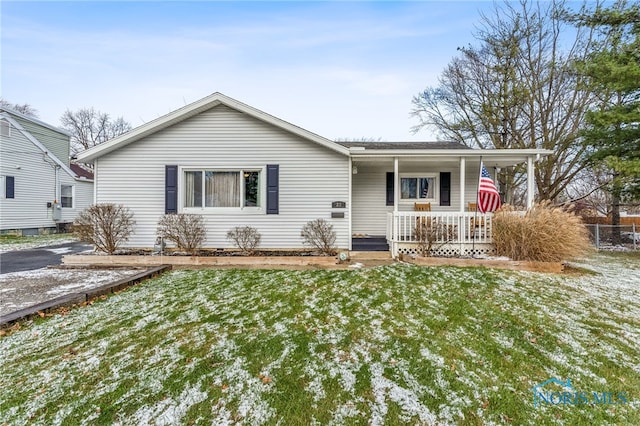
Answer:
xmin=351 ymin=162 xmax=483 ymax=236
xmin=0 ymin=117 xmax=93 ymax=231
xmin=59 ymin=178 xmax=92 ymax=222
xmin=0 ymin=127 xmax=56 ymax=230
xmin=11 ymin=115 xmax=70 ymax=168
xmin=95 ymin=105 xmax=350 ymax=249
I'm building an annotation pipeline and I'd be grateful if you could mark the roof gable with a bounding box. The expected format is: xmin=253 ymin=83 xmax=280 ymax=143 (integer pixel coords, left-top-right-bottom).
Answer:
xmin=77 ymin=92 xmax=349 ymax=162
xmin=0 ymin=107 xmax=72 ymax=137
xmin=0 ymin=112 xmax=85 ymax=181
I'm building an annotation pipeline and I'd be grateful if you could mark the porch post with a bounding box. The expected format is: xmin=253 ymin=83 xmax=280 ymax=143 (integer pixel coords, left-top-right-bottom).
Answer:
xmin=348 ymin=159 xmax=353 ymax=250
xmin=393 ymin=157 xmax=399 ymax=212
xmin=459 ymin=157 xmax=466 ymax=255
xmin=459 ymin=157 xmax=466 ymax=212
xmin=527 ymin=156 xmax=534 ymax=209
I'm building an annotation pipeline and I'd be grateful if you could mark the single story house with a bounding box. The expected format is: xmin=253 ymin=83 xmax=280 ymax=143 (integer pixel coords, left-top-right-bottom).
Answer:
xmin=0 ymin=108 xmax=94 ymax=235
xmin=76 ymin=93 xmax=551 ymax=256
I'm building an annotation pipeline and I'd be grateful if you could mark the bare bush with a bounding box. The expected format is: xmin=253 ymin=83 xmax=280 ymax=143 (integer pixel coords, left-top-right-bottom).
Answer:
xmin=226 ymin=226 xmax=261 ymax=255
xmin=493 ymin=202 xmax=591 ymax=262
xmin=414 ymin=218 xmax=457 ymax=257
xmin=301 ymin=219 xmax=337 ymax=255
xmin=73 ymin=204 xmax=135 ymax=254
xmin=156 ymin=214 xmax=206 ymax=254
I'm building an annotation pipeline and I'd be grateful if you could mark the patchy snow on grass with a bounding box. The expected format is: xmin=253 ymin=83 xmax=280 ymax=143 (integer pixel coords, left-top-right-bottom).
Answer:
xmin=1 ymin=254 xmax=639 ymax=425
xmin=0 ymin=268 xmax=141 ymax=316
xmin=0 ymin=235 xmax=78 ymax=253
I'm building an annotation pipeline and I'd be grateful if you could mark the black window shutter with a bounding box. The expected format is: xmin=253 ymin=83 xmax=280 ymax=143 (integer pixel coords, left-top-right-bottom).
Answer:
xmin=386 ymin=172 xmax=394 ymax=206
xmin=439 ymin=172 xmax=451 ymax=206
xmin=266 ymin=164 xmax=279 ymax=214
xmin=165 ymin=165 xmax=178 ymax=214
xmin=5 ymin=176 xmax=14 ymax=199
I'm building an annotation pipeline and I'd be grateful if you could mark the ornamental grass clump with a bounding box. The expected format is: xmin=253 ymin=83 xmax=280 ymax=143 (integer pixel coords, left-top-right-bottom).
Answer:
xmin=493 ymin=201 xmax=591 ymax=262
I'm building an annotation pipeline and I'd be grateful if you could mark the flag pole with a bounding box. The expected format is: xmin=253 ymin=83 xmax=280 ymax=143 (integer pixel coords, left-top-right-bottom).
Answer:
xmin=472 ymin=156 xmax=483 ymax=255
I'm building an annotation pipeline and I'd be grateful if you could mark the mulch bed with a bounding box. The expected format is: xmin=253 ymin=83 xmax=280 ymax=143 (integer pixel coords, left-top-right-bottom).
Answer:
xmin=112 ymin=249 xmax=328 ymax=257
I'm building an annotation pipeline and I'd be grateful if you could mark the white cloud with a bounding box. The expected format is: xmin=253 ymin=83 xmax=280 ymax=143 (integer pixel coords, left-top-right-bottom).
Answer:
xmin=1 ymin=2 xmax=482 ymax=141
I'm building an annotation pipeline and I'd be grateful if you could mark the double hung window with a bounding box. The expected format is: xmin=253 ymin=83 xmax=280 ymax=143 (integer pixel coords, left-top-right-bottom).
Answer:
xmin=184 ymin=169 xmax=261 ymax=209
xmin=61 ymin=185 xmax=74 ymax=208
xmin=400 ymin=175 xmax=436 ymax=201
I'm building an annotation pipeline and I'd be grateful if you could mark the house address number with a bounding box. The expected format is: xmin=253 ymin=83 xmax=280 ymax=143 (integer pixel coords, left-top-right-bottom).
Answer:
xmin=332 ymin=201 xmax=346 ymax=209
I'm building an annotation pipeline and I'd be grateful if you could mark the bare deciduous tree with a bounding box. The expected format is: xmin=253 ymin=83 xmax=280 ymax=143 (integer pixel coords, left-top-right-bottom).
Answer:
xmin=61 ymin=107 xmax=132 ymax=155
xmin=0 ymin=98 xmax=39 ymax=117
xmin=411 ymin=0 xmax=598 ymax=203
xmin=73 ymin=204 xmax=135 ymax=254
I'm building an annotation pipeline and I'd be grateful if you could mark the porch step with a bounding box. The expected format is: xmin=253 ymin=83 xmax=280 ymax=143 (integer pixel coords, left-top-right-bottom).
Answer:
xmin=351 ymin=237 xmax=389 ymax=252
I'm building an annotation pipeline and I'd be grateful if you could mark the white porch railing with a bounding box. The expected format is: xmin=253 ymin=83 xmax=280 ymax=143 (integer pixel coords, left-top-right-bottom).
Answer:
xmin=386 ymin=211 xmax=495 ymax=257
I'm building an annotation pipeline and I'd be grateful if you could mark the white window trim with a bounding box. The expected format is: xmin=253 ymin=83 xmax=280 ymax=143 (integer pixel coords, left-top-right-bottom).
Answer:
xmin=61 ymin=184 xmax=74 ymax=209
xmin=399 ymin=173 xmax=438 ymax=203
xmin=180 ymin=166 xmax=266 ymax=214
xmin=0 ymin=176 xmax=5 ymax=199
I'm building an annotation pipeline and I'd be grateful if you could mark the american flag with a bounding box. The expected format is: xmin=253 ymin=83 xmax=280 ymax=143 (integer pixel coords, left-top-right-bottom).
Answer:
xmin=478 ymin=164 xmax=501 ymax=213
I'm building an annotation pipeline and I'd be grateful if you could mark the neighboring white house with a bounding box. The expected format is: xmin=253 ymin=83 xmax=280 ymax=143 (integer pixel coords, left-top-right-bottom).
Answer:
xmin=77 ymin=92 xmax=551 ymax=255
xmin=0 ymin=108 xmax=94 ymax=235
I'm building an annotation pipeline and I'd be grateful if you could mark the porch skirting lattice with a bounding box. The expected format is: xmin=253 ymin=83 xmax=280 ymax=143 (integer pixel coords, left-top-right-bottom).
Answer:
xmin=394 ymin=242 xmax=495 ymax=258
xmin=386 ymin=211 xmax=502 ymax=258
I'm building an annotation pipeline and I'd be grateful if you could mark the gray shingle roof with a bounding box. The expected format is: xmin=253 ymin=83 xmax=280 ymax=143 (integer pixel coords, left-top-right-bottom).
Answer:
xmin=335 ymin=141 xmax=470 ymax=150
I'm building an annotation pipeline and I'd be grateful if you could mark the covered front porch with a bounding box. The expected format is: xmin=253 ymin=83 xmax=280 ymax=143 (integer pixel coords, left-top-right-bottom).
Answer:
xmin=343 ymin=142 xmax=551 ymax=257
xmin=386 ymin=211 xmax=495 ymax=257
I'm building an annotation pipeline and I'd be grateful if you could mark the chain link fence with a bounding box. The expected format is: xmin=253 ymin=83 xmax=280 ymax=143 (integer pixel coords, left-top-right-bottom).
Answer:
xmin=585 ymin=224 xmax=639 ymax=250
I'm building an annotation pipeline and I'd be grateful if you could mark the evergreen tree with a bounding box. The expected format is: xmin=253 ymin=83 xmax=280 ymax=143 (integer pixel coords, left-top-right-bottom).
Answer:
xmin=572 ymin=1 xmax=640 ymax=231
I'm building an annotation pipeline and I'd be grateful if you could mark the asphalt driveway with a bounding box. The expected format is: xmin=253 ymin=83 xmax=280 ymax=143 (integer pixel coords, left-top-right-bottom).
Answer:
xmin=0 ymin=242 xmax=93 ymax=274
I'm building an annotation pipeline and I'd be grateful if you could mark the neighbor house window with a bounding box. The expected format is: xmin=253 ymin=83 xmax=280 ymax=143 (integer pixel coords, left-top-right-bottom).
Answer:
xmin=0 ymin=120 xmax=10 ymax=137
xmin=184 ymin=169 xmax=261 ymax=209
xmin=61 ymin=185 xmax=74 ymax=208
xmin=400 ymin=175 xmax=436 ymax=200
xmin=1 ymin=176 xmax=14 ymax=199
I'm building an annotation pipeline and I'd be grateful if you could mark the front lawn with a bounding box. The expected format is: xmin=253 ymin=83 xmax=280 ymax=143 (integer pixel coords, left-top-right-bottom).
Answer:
xmin=1 ymin=253 xmax=639 ymax=425
xmin=0 ymin=233 xmax=77 ymax=253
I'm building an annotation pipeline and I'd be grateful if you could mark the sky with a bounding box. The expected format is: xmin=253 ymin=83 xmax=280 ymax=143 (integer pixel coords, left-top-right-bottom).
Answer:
xmin=2 ymin=1 xmax=508 ymax=141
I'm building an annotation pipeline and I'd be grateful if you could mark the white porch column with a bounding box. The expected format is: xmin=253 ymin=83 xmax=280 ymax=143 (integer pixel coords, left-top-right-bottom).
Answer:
xmin=394 ymin=157 xmax=399 ymax=212
xmin=527 ymin=156 xmax=534 ymax=208
xmin=459 ymin=157 xmax=466 ymax=212
xmin=348 ymin=159 xmax=353 ymax=250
